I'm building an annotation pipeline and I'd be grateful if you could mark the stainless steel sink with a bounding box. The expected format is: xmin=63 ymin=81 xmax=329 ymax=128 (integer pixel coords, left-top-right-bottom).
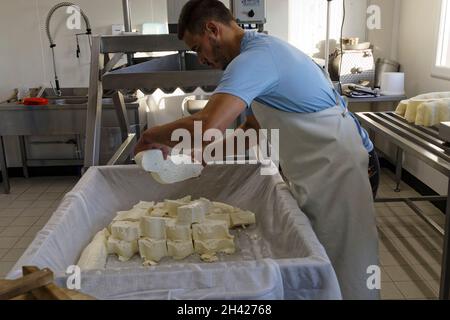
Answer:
xmin=42 ymin=88 xmax=138 ymax=105
xmin=48 ymin=98 xmax=88 ymax=105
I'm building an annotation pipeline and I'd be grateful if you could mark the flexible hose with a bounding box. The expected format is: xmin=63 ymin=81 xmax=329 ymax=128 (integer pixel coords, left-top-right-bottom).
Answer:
xmin=45 ymin=2 xmax=91 ymax=95
xmin=45 ymin=2 xmax=91 ymax=47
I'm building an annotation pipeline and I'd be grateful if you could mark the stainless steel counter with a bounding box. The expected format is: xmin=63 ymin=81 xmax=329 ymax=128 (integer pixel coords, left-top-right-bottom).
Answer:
xmin=0 ymin=94 xmax=148 ymax=193
xmin=0 ymin=100 xmax=144 ymax=135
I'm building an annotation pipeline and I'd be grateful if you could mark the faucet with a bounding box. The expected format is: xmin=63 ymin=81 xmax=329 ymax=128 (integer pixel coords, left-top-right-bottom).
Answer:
xmin=45 ymin=2 xmax=92 ymax=96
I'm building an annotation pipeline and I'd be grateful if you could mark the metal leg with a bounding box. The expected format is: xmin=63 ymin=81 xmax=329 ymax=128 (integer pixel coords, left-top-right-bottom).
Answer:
xmin=84 ymin=36 xmax=104 ymax=170
xmin=75 ymin=134 xmax=83 ymax=160
xmin=395 ymin=147 xmax=403 ymax=192
xmin=112 ymin=91 xmax=131 ymax=142
xmin=439 ymin=181 xmax=450 ymax=300
xmin=106 ymin=134 xmax=136 ymax=166
xmin=368 ymin=128 xmax=375 ymax=144
xmin=0 ymin=136 xmax=10 ymax=194
xmin=18 ymin=136 xmax=29 ymax=178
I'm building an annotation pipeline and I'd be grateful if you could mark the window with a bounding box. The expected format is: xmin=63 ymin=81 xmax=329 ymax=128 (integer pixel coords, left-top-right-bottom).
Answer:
xmin=432 ymin=0 xmax=450 ymax=80
xmin=287 ymin=0 xmax=367 ymax=59
xmin=288 ymin=0 xmax=345 ymax=57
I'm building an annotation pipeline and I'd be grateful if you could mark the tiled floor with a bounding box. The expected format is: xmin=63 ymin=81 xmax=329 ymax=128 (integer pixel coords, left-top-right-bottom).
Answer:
xmin=0 ymin=170 xmax=446 ymax=300
xmin=0 ymin=176 xmax=78 ymax=278
xmin=376 ymin=170 xmax=445 ymax=300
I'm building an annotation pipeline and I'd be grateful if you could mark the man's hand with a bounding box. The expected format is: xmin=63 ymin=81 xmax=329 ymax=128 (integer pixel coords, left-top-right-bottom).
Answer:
xmin=134 ymin=135 xmax=170 ymax=160
xmin=133 ymin=93 xmax=247 ymax=161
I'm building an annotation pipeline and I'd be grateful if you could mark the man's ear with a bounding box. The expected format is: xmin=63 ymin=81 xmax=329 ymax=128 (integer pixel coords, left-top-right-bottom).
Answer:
xmin=205 ymin=21 xmax=220 ymax=38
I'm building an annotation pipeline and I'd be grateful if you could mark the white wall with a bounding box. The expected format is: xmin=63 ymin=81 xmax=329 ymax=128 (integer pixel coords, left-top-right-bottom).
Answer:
xmin=397 ymin=0 xmax=450 ymax=96
xmin=265 ymin=0 xmax=289 ymax=41
xmin=367 ymin=0 xmax=450 ymax=195
xmin=367 ymin=0 xmax=399 ymax=61
xmin=0 ymin=0 xmax=168 ymax=101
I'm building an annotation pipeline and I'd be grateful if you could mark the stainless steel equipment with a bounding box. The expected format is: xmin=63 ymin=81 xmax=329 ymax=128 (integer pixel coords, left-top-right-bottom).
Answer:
xmin=440 ymin=122 xmax=450 ymax=142
xmin=329 ymin=48 xmax=376 ymax=86
xmin=231 ymin=0 xmax=266 ymax=25
xmin=374 ymin=58 xmax=400 ymax=88
xmin=356 ymin=111 xmax=450 ymax=300
xmin=166 ymin=0 xmax=266 ymax=34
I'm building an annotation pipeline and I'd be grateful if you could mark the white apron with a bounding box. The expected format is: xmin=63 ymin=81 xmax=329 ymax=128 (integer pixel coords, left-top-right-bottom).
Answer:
xmin=251 ymin=95 xmax=380 ymax=300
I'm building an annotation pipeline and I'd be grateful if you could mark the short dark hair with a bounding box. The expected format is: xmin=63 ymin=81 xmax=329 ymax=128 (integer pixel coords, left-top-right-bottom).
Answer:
xmin=178 ymin=0 xmax=235 ymax=40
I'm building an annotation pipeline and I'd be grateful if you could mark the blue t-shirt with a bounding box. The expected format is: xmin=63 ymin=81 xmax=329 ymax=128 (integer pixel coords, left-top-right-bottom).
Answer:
xmin=213 ymin=31 xmax=373 ymax=152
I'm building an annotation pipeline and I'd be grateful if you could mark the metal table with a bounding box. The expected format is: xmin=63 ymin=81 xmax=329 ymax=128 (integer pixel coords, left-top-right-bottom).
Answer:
xmin=346 ymin=95 xmax=407 ymax=111
xmin=356 ymin=111 xmax=450 ymax=300
xmin=0 ymin=100 xmax=145 ymax=194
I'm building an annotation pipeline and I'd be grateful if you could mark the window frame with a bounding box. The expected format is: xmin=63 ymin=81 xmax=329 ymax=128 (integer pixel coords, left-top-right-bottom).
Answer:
xmin=432 ymin=0 xmax=450 ymax=80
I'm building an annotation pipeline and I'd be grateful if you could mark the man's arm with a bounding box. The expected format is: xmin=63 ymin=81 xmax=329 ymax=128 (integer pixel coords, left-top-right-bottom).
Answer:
xmin=134 ymin=93 xmax=247 ymax=156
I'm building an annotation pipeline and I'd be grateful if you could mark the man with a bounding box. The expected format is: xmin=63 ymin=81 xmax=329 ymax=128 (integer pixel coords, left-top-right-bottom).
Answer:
xmin=135 ymin=0 xmax=380 ymax=300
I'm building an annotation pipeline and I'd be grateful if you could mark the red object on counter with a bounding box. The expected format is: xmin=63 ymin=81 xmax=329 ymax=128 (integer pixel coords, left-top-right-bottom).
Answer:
xmin=22 ymin=97 xmax=49 ymax=106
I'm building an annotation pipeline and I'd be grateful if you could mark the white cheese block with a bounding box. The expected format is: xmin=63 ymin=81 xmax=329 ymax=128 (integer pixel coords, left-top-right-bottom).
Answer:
xmin=212 ymin=201 xmax=236 ymax=213
xmin=111 ymin=220 xmax=141 ymax=241
xmin=143 ymin=260 xmax=158 ymax=266
xmin=200 ymin=253 xmax=219 ymax=263
xmin=177 ymin=202 xmax=206 ymax=225
xmin=133 ymin=201 xmax=155 ymax=211
xmin=112 ymin=207 xmax=147 ymax=222
xmin=230 ymin=210 xmax=256 ymax=228
xmin=166 ymin=220 xmax=192 ymax=241
xmin=167 ymin=240 xmax=194 ymax=260
xmin=206 ymin=213 xmax=231 ymax=228
xmin=151 ymin=158 xmax=204 ymax=184
xmin=135 ymin=150 xmax=166 ymax=172
xmin=107 ymin=237 xmax=138 ymax=262
xmin=197 ymin=198 xmax=212 ymax=214
xmin=415 ymin=100 xmax=450 ymax=127
xmin=178 ymin=195 xmax=192 ymax=202
xmin=165 ymin=200 xmax=187 ymax=217
xmin=136 ymin=150 xmax=203 ymax=184
xmin=140 ymin=216 xmax=169 ymax=240
xmin=77 ymin=228 xmax=109 ymax=270
xmin=149 ymin=207 xmax=169 ymax=217
xmin=395 ymin=100 xmax=409 ymax=116
xmin=165 ymin=196 xmax=191 ymax=217
xmin=192 ymin=220 xmax=233 ymax=241
xmin=155 ymin=202 xmax=165 ymax=208
xmin=404 ymin=99 xmax=423 ymax=123
xmin=194 ymin=239 xmax=235 ymax=255
xmin=138 ymin=238 xmax=168 ymax=262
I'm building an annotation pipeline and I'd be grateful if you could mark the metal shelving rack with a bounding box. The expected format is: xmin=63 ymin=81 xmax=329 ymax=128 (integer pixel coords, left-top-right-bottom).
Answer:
xmin=356 ymin=111 xmax=450 ymax=300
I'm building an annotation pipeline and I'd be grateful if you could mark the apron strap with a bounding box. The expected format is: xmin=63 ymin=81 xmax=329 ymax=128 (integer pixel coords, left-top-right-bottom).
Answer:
xmin=312 ymin=59 xmax=349 ymax=118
